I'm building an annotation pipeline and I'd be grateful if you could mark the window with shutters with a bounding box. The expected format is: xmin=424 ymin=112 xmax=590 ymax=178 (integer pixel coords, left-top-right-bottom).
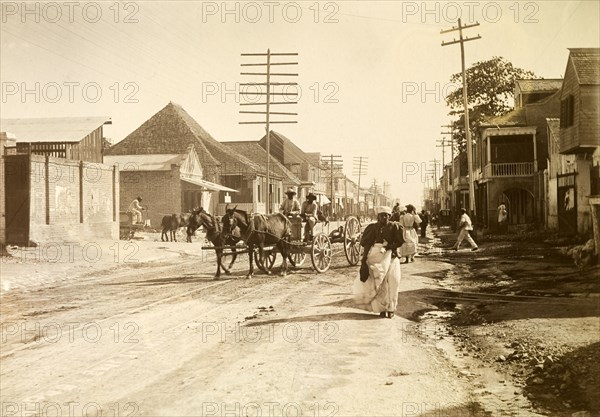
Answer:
xmin=560 ymin=95 xmax=575 ymax=128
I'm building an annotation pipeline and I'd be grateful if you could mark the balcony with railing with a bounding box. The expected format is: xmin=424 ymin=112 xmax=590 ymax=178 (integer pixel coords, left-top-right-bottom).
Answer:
xmin=484 ymin=162 xmax=535 ymax=177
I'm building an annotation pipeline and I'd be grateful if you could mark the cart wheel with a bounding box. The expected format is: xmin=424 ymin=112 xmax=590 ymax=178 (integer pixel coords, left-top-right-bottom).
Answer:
xmin=290 ymin=251 xmax=306 ymax=267
xmin=254 ymin=249 xmax=276 ymax=273
xmin=344 ymin=216 xmax=362 ymax=266
xmin=311 ymin=233 xmax=332 ymax=273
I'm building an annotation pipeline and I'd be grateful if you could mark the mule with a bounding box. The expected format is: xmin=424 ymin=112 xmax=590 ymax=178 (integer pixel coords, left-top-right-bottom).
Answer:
xmin=161 ymin=214 xmax=182 ymax=242
xmin=222 ymin=206 xmax=292 ymax=279
xmin=161 ymin=208 xmax=203 ymax=242
xmin=194 ymin=210 xmax=240 ymax=278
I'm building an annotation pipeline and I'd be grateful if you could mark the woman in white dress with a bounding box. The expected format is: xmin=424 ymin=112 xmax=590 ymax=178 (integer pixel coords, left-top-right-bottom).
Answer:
xmin=399 ymin=204 xmax=421 ymax=263
xmin=353 ymin=206 xmax=403 ymax=318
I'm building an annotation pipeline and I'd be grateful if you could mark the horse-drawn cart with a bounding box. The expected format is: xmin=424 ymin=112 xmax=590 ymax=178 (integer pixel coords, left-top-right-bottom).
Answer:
xmin=198 ymin=208 xmax=364 ymax=278
xmin=119 ymin=211 xmax=148 ymax=240
xmin=223 ymin=213 xmax=363 ymax=275
xmin=265 ymin=215 xmax=363 ymax=273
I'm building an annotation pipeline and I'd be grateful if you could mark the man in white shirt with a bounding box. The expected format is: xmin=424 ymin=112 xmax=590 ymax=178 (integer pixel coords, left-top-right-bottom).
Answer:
xmin=128 ymin=196 xmax=145 ymax=224
xmin=453 ymin=208 xmax=478 ymax=251
xmin=279 ymin=188 xmax=300 ymax=216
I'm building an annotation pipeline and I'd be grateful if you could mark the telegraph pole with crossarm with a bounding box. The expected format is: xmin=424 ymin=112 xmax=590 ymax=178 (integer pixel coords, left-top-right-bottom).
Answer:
xmin=353 ymin=156 xmax=368 ymax=216
xmin=240 ymin=50 xmax=298 ymax=213
xmin=441 ymin=19 xmax=481 ymax=216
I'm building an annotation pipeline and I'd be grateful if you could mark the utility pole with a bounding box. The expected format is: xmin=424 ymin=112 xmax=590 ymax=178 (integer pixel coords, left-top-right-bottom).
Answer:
xmin=371 ymin=179 xmax=380 ymax=211
xmin=322 ymin=154 xmax=343 ymax=217
xmin=441 ymin=19 xmax=481 ymax=215
xmin=240 ymin=50 xmax=298 ymax=213
xmin=436 ymin=137 xmax=448 ymax=169
xmin=383 ymin=181 xmax=390 ymax=206
xmin=436 ymin=137 xmax=449 ymax=209
xmin=429 ymin=158 xmax=440 ymax=185
xmin=353 ymin=156 xmax=368 ymax=216
xmin=441 ymin=124 xmax=456 ymax=211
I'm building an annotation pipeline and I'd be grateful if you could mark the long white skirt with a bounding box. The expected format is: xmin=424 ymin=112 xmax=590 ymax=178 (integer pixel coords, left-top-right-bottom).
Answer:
xmin=353 ymin=244 xmax=402 ymax=313
xmin=400 ymin=227 xmax=418 ymax=257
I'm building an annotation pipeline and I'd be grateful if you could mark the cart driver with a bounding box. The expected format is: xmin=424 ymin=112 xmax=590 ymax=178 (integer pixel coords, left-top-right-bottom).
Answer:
xmin=301 ymin=193 xmax=319 ymax=242
xmin=128 ymin=196 xmax=145 ymax=224
xmin=280 ymin=187 xmax=300 ymax=217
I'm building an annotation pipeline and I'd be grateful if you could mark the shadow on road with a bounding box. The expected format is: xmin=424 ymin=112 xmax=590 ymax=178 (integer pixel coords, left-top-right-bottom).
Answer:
xmin=244 ymin=311 xmax=382 ymax=327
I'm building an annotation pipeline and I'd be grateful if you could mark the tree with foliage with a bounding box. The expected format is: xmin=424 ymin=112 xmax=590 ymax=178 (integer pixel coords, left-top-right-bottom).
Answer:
xmin=445 ymin=56 xmax=538 ymax=152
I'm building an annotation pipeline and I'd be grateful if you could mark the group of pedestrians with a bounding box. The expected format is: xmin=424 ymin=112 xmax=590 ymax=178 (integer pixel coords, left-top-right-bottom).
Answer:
xmin=354 ymin=203 xmax=481 ymax=319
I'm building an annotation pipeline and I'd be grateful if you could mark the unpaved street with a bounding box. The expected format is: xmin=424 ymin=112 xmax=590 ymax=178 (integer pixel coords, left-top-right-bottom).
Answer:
xmin=4 ymin=231 xmax=598 ymax=417
xmin=2 ymin=240 xmax=476 ymax=417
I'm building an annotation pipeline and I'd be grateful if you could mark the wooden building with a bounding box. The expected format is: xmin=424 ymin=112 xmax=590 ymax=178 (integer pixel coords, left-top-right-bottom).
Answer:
xmin=105 ymin=102 xmax=269 ymax=216
xmin=558 ymin=48 xmax=600 ymax=235
xmin=0 ymin=117 xmax=111 ymax=163
xmin=474 ymin=80 xmax=561 ymax=230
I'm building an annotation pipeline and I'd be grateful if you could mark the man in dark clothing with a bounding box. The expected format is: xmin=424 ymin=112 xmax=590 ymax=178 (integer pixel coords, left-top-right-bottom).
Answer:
xmin=420 ymin=209 xmax=429 ymax=238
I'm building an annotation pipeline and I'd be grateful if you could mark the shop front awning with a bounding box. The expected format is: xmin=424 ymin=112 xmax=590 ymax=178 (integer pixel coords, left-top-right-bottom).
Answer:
xmin=181 ymin=177 xmax=238 ymax=192
xmin=320 ymin=195 xmax=331 ymax=205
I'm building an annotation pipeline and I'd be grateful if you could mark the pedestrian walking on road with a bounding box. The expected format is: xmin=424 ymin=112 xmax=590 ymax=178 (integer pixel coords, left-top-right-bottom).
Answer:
xmin=391 ymin=203 xmax=401 ymax=221
xmin=399 ymin=204 xmax=421 ymax=263
xmin=420 ymin=209 xmax=429 ymax=238
xmin=353 ymin=206 xmax=403 ymax=319
xmin=452 ymin=208 xmax=478 ymax=251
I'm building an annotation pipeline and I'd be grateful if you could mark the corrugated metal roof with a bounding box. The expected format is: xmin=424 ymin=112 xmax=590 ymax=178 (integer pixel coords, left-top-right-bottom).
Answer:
xmin=104 ymin=154 xmax=184 ymax=171
xmin=0 ymin=117 xmax=111 ymax=143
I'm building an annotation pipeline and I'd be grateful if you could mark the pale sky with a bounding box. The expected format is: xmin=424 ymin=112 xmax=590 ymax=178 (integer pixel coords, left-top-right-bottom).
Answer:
xmin=1 ymin=1 xmax=599 ymax=206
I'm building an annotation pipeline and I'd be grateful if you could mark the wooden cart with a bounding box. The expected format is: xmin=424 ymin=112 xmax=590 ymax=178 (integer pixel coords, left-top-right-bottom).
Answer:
xmin=251 ymin=215 xmax=363 ymax=274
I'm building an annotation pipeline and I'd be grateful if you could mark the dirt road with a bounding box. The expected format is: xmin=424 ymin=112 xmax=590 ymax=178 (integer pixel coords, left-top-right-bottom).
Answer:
xmin=2 ymin=240 xmax=478 ymax=417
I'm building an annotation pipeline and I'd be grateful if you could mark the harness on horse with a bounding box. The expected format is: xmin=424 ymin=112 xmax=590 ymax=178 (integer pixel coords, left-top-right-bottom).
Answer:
xmin=224 ymin=211 xmax=293 ymax=246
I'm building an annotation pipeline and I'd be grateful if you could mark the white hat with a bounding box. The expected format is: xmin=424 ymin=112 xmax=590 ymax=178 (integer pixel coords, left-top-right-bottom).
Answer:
xmin=285 ymin=187 xmax=297 ymax=195
xmin=376 ymin=206 xmax=392 ymax=215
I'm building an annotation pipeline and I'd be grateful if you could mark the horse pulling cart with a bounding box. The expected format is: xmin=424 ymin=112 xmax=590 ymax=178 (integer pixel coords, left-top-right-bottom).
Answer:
xmin=203 ymin=208 xmax=363 ymax=278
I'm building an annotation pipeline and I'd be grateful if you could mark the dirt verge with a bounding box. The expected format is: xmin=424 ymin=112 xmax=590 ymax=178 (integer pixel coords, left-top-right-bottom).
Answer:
xmin=422 ymin=228 xmax=600 ymax=417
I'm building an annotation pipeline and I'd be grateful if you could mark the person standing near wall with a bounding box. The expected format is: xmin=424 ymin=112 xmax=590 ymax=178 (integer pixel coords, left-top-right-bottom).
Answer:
xmin=497 ymin=203 xmax=508 ymax=233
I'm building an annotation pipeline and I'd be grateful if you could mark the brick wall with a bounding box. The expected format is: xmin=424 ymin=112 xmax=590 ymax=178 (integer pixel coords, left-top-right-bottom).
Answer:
xmin=28 ymin=155 xmax=119 ymax=242
xmin=119 ymin=165 xmax=182 ymax=228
